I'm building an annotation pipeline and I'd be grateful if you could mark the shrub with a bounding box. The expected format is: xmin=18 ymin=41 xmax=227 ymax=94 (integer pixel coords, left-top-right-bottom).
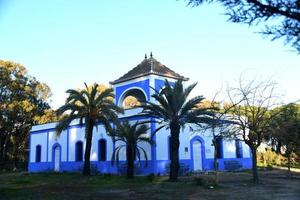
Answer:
xmin=257 ymin=149 xmax=286 ymax=167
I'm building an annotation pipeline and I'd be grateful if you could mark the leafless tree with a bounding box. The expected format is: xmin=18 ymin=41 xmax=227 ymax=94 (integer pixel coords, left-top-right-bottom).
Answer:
xmin=225 ymin=75 xmax=281 ymax=182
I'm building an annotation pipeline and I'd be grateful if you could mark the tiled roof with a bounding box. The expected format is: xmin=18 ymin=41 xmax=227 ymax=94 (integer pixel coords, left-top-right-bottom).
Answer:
xmin=110 ymin=55 xmax=189 ymax=84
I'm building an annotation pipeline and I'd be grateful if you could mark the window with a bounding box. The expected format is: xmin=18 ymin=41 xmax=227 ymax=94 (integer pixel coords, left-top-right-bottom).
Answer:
xmin=216 ymin=137 xmax=223 ymax=159
xmin=36 ymin=145 xmax=41 ymax=162
xmin=98 ymin=139 xmax=107 ymax=161
xmin=75 ymin=141 xmax=83 ymax=162
xmin=235 ymin=139 xmax=243 ymax=158
xmin=168 ymin=137 xmax=171 ymax=160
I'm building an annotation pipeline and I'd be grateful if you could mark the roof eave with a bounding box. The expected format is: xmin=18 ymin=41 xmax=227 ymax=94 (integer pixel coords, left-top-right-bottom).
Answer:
xmin=110 ymin=72 xmax=189 ymax=85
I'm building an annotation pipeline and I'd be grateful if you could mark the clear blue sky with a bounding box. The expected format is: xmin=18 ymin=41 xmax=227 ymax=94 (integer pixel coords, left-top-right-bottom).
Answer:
xmin=1 ymin=0 xmax=299 ymax=108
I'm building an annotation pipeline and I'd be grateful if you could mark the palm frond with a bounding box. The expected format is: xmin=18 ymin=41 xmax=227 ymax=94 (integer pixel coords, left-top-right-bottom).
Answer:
xmin=137 ymin=146 xmax=148 ymax=167
xmin=65 ymin=89 xmax=89 ymax=107
xmin=180 ymin=95 xmax=205 ymax=116
xmin=111 ymin=145 xmax=126 ymax=166
xmin=56 ymin=114 xmax=79 ymax=136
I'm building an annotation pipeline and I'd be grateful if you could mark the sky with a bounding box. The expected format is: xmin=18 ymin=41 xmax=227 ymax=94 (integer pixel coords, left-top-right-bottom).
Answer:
xmin=0 ymin=0 xmax=299 ymax=109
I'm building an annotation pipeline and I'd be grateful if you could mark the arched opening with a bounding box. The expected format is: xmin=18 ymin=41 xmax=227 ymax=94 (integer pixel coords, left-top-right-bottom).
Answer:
xmin=120 ymin=89 xmax=147 ymax=109
xmin=98 ymin=139 xmax=107 ymax=161
xmin=75 ymin=141 xmax=83 ymax=162
xmin=35 ymin=145 xmax=41 ymax=163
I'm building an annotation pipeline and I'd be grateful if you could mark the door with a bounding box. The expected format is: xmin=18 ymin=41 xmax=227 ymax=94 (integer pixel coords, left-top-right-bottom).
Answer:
xmin=192 ymin=140 xmax=202 ymax=171
xmin=54 ymin=146 xmax=60 ymax=172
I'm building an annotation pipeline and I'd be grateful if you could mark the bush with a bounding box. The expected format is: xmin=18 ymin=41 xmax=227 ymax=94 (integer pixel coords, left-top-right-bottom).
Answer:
xmin=257 ymin=149 xmax=286 ymax=167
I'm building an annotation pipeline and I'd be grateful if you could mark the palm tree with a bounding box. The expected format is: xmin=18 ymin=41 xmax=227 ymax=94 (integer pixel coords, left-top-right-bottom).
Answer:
xmin=56 ymin=83 xmax=123 ymax=176
xmin=141 ymin=80 xmax=215 ymax=181
xmin=110 ymin=120 xmax=153 ymax=179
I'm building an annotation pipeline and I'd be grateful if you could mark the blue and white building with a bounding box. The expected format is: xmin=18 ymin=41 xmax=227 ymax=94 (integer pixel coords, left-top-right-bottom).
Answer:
xmin=28 ymin=54 xmax=252 ymax=174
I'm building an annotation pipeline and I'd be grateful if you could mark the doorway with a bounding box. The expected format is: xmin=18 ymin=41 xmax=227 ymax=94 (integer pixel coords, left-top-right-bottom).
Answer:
xmin=54 ymin=146 xmax=60 ymax=172
xmin=192 ymin=140 xmax=203 ymax=171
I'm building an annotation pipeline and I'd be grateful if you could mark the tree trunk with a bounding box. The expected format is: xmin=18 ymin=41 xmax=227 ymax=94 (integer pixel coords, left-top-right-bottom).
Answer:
xmin=2 ymin=136 xmax=9 ymax=162
xmin=83 ymin=120 xmax=94 ymax=176
xmin=287 ymin=155 xmax=292 ymax=178
xmin=251 ymin=147 xmax=259 ymax=183
xmin=12 ymin=139 xmax=18 ymax=169
xmin=213 ymin=138 xmax=219 ymax=184
xmin=169 ymin=124 xmax=180 ymax=182
xmin=126 ymin=145 xmax=134 ymax=179
xmin=0 ymin=135 xmax=3 ymax=163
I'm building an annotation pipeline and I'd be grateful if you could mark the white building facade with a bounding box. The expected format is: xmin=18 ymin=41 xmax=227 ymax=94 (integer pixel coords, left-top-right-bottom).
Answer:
xmin=28 ymin=55 xmax=252 ymax=174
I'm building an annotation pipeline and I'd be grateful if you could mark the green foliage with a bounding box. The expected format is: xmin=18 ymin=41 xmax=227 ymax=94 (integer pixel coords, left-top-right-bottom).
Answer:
xmin=0 ymin=60 xmax=52 ymax=168
xmin=269 ymin=103 xmax=300 ymax=157
xmin=268 ymin=103 xmax=300 ymax=175
xmin=56 ymin=83 xmax=123 ymax=175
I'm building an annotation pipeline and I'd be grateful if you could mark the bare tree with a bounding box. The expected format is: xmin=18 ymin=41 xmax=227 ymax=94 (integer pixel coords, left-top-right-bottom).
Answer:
xmin=226 ymin=76 xmax=281 ymax=182
xmin=197 ymin=88 xmax=238 ymax=183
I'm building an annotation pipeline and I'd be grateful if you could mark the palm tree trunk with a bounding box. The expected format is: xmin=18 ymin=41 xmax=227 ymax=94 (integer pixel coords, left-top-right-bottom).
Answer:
xmin=83 ymin=120 xmax=94 ymax=176
xmin=126 ymin=146 xmax=134 ymax=179
xmin=251 ymin=146 xmax=259 ymax=183
xmin=169 ymin=124 xmax=180 ymax=182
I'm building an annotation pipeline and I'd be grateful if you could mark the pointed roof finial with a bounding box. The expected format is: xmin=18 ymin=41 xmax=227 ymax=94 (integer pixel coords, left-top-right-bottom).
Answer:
xmin=150 ymin=52 xmax=153 ymax=58
xmin=145 ymin=53 xmax=147 ymax=59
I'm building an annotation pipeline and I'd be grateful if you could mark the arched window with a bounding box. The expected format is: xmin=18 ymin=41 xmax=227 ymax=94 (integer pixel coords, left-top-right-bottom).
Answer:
xmin=216 ymin=137 xmax=223 ymax=159
xmin=36 ymin=145 xmax=41 ymax=163
xmin=98 ymin=139 xmax=107 ymax=161
xmin=75 ymin=141 xmax=83 ymax=162
xmin=235 ymin=139 xmax=243 ymax=158
xmin=120 ymin=89 xmax=147 ymax=109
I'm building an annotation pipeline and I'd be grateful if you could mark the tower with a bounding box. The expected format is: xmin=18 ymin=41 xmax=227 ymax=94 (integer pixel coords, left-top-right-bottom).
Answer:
xmin=110 ymin=53 xmax=189 ymax=111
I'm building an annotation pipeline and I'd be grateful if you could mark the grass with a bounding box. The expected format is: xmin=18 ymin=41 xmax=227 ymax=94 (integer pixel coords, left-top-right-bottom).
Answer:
xmin=0 ymin=170 xmax=299 ymax=200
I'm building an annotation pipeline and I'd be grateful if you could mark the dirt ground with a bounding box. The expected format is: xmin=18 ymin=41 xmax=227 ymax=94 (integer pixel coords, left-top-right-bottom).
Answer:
xmin=0 ymin=169 xmax=299 ymax=200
